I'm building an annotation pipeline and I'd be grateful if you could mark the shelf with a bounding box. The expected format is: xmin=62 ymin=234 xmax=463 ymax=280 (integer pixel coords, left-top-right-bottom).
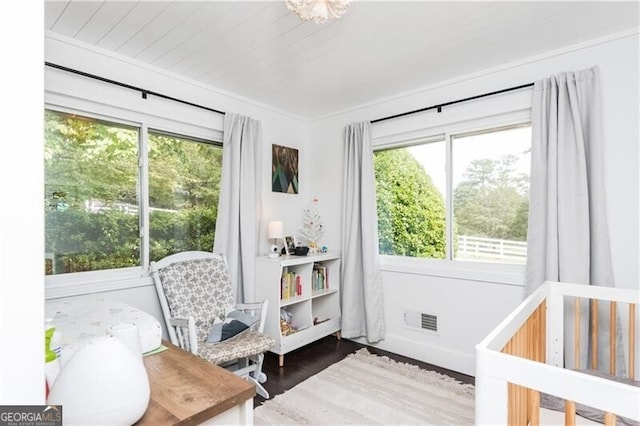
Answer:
xmin=255 ymin=253 xmax=342 ymax=363
xmin=311 ymin=288 xmax=337 ymax=299
xmin=257 ymin=252 xmax=340 ymax=267
xmin=280 ymin=295 xmax=310 ymax=307
xmin=278 ymin=317 xmax=341 ymax=353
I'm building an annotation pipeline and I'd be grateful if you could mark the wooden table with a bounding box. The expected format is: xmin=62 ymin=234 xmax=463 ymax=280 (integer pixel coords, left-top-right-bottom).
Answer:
xmin=136 ymin=341 xmax=255 ymax=425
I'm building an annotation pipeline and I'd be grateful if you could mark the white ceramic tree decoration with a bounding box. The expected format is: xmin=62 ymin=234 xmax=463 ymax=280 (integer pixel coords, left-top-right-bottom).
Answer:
xmin=300 ymin=197 xmax=324 ymax=253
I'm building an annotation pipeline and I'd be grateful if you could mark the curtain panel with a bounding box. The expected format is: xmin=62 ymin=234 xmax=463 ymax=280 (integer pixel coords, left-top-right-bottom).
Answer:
xmin=341 ymin=121 xmax=385 ymax=343
xmin=526 ymin=66 xmax=625 ymax=377
xmin=214 ymin=113 xmax=263 ymax=303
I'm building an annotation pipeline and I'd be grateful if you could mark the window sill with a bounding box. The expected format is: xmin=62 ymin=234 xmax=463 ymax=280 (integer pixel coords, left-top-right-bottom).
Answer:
xmin=379 ymin=255 xmax=525 ymax=287
xmin=45 ymin=267 xmax=154 ymax=300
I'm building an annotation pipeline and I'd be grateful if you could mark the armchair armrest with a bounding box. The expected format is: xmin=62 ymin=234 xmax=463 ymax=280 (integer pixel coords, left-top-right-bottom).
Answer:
xmin=235 ymin=302 xmax=262 ymax=312
xmin=235 ymin=300 xmax=269 ymax=333
xmin=168 ymin=316 xmax=198 ymax=355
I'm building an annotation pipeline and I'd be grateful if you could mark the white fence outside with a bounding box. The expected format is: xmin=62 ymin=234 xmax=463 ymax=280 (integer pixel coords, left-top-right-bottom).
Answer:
xmin=456 ymin=235 xmax=526 ymax=264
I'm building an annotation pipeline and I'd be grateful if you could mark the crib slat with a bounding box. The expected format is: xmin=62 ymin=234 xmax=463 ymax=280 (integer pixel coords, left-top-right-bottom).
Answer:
xmin=528 ymin=390 xmax=540 ymax=426
xmin=502 ymin=301 xmax=548 ymax=425
xmin=565 ymin=401 xmax=576 ymax=426
xmin=515 ymin=328 xmax=525 ymax=425
xmin=610 ymin=301 xmax=617 ymax=375
xmin=591 ymin=299 xmax=598 ymax=369
xmin=630 ymin=303 xmax=636 ymax=381
xmin=508 ymin=383 xmax=516 ymax=425
xmin=519 ymin=385 xmax=527 ymax=425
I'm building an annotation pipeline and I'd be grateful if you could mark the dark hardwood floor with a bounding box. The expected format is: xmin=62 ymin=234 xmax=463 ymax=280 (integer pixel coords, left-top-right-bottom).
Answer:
xmin=254 ymin=335 xmax=474 ymax=407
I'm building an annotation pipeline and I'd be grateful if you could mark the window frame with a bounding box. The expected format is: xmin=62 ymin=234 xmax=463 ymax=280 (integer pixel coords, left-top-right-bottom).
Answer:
xmin=44 ymin=102 xmax=223 ymax=297
xmin=372 ymin=109 xmax=532 ymax=286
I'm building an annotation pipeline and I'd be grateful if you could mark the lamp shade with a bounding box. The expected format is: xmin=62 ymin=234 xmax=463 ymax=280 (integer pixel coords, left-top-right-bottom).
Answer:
xmin=267 ymin=221 xmax=284 ymax=239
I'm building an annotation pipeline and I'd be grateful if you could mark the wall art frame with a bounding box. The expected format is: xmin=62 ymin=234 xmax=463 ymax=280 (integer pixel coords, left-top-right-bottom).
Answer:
xmin=272 ymin=144 xmax=299 ymax=194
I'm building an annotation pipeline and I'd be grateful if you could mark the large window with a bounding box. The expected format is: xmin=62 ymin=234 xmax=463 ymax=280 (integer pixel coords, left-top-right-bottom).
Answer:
xmin=374 ymin=123 xmax=531 ymax=265
xmin=44 ymin=110 xmax=222 ymax=275
xmin=148 ymin=132 xmax=222 ymax=262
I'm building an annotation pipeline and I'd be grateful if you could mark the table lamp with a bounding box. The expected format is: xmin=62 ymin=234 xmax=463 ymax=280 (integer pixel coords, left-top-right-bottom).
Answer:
xmin=267 ymin=220 xmax=284 ymax=258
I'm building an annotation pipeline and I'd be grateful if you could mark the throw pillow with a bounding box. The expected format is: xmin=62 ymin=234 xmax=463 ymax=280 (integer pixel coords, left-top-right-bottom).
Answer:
xmin=227 ymin=310 xmax=259 ymax=328
xmin=207 ymin=318 xmax=248 ymax=343
xmin=206 ymin=309 xmax=259 ymax=343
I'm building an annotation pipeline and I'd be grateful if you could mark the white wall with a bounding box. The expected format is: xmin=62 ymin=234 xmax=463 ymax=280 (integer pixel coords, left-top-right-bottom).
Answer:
xmin=309 ymin=31 xmax=640 ymax=376
xmin=1 ymin=4 xmax=45 ymax=404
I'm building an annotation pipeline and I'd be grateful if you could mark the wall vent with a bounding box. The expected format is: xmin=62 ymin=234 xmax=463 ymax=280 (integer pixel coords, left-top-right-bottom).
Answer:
xmin=405 ymin=310 xmax=438 ymax=333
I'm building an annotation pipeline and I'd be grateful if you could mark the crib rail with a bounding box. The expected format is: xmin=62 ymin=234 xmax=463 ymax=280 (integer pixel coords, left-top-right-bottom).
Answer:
xmin=476 ymin=281 xmax=640 ymax=425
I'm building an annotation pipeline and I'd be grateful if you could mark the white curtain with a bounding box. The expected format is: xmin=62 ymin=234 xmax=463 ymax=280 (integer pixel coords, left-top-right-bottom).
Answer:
xmin=341 ymin=121 xmax=385 ymax=343
xmin=214 ymin=113 xmax=262 ymax=303
xmin=526 ymin=66 xmax=625 ymax=376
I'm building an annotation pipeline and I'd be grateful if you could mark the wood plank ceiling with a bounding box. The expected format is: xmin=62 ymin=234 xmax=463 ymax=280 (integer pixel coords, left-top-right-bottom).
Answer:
xmin=45 ymin=1 xmax=639 ymax=119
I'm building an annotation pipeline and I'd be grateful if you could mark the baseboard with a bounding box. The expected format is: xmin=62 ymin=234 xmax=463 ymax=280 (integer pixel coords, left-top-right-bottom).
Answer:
xmin=349 ymin=334 xmax=476 ymax=377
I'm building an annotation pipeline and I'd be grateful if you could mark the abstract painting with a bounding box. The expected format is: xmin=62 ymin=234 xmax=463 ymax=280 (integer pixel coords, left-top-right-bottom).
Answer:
xmin=272 ymin=144 xmax=299 ymax=194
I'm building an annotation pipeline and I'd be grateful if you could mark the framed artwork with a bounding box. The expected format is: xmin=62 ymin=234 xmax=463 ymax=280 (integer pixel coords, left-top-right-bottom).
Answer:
xmin=272 ymin=144 xmax=299 ymax=194
xmin=284 ymin=236 xmax=297 ymax=255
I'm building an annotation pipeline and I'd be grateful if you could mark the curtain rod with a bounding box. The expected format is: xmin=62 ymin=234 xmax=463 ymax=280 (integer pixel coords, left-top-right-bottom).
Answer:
xmin=371 ymin=82 xmax=534 ymax=124
xmin=45 ymin=62 xmax=226 ymax=116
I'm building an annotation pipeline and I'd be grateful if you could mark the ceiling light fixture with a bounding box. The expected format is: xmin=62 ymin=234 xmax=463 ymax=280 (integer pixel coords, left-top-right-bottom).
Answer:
xmin=285 ymin=0 xmax=352 ymax=24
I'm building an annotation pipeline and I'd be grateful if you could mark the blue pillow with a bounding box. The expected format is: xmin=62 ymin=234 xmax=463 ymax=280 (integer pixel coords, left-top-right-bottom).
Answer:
xmin=206 ymin=310 xmax=258 ymax=343
xmin=227 ymin=310 xmax=259 ymax=328
xmin=207 ymin=319 xmax=248 ymax=343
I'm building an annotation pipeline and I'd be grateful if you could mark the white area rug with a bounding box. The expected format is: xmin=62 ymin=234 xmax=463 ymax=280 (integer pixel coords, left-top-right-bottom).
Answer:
xmin=254 ymin=348 xmax=475 ymax=425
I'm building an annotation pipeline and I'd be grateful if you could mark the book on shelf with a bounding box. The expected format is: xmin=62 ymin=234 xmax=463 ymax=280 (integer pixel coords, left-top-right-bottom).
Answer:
xmin=281 ymin=269 xmax=303 ymax=300
xmin=312 ymin=263 xmax=328 ymax=293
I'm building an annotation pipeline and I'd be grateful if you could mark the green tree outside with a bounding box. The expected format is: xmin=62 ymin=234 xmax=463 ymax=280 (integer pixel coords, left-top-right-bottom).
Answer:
xmin=374 ymin=148 xmax=447 ymax=258
xmin=373 ymin=147 xmax=528 ymax=261
xmin=44 ymin=110 xmax=222 ymax=274
xmin=453 ymin=155 xmax=529 ymax=241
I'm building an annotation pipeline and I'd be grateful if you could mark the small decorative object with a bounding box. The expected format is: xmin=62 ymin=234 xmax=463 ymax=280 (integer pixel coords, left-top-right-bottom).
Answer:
xmin=300 ymin=197 xmax=324 ymax=253
xmin=47 ymin=335 xmax=150 ymax=425
xmin=294 ymin=246 xmax=309 ymax=256
xmin=267 ymin=220 xmax=284 ymax=258
xmin=284 ymin=236 xmax=297 ymax=255
xmin=272 ymin=144 xmax=299 ymax=194
xmin=280 ymin=309 xmax=296 ymax=336
xmin=285 ymin=0 xmax=352 ymax=24
xmin=322 ymin=245 xmax=328 ymax=253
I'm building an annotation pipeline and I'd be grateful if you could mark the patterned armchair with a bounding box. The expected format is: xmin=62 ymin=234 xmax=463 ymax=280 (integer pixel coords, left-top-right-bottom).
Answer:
xmin=150 ymin=251 xmax=274 ymax=399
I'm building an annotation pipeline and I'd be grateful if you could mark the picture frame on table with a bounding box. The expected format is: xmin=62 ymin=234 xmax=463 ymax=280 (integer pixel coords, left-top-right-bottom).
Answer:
xmin=284 ymin=236 xmax=297 ymax=255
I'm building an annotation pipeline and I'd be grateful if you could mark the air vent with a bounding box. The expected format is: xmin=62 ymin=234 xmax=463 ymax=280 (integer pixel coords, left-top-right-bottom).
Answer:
xmin=420 ymin=313 xmax=437 ymax=331
xmin=405 ymin=310 xmax=438 ymax=333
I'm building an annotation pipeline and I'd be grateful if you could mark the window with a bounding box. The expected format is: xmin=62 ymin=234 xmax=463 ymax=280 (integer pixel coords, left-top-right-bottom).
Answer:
xmin=45 ymin=111 xmax=140 ymax=274
xmin=374 ymin=123 xmax=531 ymax=265
xmin=148 ymin=132 xmax=222 ymax=262
xmin=44 ymin=110 xmax=222 ymax=275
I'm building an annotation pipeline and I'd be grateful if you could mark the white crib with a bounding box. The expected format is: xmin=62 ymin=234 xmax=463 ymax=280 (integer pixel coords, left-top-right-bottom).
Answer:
xmin=476 ymin=281 xmax=639 ymax=425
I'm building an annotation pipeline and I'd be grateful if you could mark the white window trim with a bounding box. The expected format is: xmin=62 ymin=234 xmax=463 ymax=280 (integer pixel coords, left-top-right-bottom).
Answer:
xmin=44 ymin=94 xmax=223 ymax=298
xmin=380 ymin=255 xmax=525 ymax=287
xmin=373 ymin=109 xmax=532 ymax=287
xmin=373 ymin=109 xmax=531 ymax=149
xmin=45 ymin=267 xmax=154 ymax=299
